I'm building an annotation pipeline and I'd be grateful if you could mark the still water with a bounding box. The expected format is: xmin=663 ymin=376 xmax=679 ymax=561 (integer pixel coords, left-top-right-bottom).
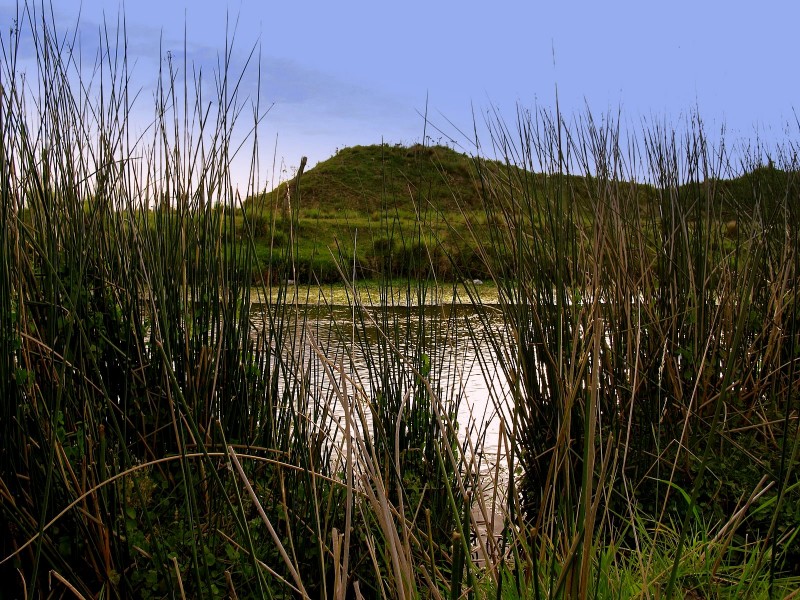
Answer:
xmin=250 ymin=300 xmax=513 ymax=559
xmin=250 ymin=301 xmax=511 ymax=483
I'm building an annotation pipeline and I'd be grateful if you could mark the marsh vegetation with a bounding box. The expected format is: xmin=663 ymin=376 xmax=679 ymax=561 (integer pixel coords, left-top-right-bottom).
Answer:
xmin=1 ymin=6 xmax=799 ymax=599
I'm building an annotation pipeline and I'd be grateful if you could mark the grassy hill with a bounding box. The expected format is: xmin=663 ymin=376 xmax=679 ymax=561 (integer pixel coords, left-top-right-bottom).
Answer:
xmin=254 ymin=143 xmax=489 ymax=213
xmin=239 ymin=143 xmax=506 ymax=283
xmin=235 ymin=142 xmax=795 ymax=284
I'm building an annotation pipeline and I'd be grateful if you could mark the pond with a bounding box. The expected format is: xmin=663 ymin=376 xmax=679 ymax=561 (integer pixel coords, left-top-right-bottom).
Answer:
xmin=251 ymin=302 xmax=508 ymax=447
xmin=250 ymin=300 xmax=512 ymax=554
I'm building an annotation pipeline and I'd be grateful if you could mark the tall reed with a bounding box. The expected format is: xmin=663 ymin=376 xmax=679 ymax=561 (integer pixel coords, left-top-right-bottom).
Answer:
xmin=0 ymin=6 xmax=482 ymax=598
xmin=465 ymin=106 xmax=800 ymax=598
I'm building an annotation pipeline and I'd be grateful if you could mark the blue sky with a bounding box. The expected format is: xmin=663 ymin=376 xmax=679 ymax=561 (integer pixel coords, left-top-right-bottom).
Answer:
xmin=2 ymin=1 xmax=798 ymax=190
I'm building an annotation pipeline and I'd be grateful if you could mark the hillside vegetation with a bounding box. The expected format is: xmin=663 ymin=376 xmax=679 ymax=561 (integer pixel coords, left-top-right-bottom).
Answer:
xmin=237 ymin=142 xmax=794 ymax=284
xmin=255 ymin=143 xmax=488 ymax=213
xmin=238 ymin=143 xmax=501 ymax=283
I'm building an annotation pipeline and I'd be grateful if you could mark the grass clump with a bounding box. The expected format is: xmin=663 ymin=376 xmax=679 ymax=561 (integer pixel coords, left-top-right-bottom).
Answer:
xmin=463 ymin=108 xmax=800 ymax=598
xmin=0 ymin=7 xmax=484 ymax=597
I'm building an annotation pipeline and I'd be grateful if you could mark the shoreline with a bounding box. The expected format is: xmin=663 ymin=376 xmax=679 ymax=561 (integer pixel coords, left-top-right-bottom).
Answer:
xmin=248 ymin=279 xmax=502 ymax=306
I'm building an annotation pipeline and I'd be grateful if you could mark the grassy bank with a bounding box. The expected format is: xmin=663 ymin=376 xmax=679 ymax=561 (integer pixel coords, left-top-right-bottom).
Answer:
xmin=250 ymin=279 xmax=500 ymax=307
xmin=1 ymin=6 xmax=799 ymax=600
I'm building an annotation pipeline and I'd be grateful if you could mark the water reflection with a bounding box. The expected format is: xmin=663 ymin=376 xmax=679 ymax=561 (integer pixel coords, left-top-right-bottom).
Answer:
xmin=249 ymin=302 xmax=509 ymax=479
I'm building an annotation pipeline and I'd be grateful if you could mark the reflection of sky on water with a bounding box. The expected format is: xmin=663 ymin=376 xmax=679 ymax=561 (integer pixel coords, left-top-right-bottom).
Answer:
xmin=249 ymin=303 xmax=510 ymax=485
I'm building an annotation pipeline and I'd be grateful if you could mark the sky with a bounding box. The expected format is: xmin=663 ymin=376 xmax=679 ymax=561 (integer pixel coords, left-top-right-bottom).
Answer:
xmin=2 ymin=0 xmax=798 ymax=191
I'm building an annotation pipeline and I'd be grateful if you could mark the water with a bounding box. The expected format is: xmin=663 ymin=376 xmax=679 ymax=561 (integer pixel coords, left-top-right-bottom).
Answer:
xmin=251 ymin=302 xmax=507 ymax=439
xmin=250 ymin=301 xmax=511 ymax=542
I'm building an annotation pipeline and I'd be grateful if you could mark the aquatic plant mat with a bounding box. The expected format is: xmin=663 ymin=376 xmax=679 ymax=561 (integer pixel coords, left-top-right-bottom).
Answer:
xmin=1 ymin=5 xmax=799 ymax=599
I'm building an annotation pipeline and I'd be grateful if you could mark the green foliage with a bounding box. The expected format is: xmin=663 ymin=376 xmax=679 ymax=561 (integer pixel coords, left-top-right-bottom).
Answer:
xmin=464 ymin=107 xmax=800 ymax=599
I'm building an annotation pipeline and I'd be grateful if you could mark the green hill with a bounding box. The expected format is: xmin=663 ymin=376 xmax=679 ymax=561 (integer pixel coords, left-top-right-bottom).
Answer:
xmin=248 ymin=142 xmax=645 ymax=214
xmin=240 ymin=143 xmax=511 ymax=282
xmin=236 ymin=143 xmax=795 ymax=284
xmin=248 ymin=143 xmax=497 ymax=214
